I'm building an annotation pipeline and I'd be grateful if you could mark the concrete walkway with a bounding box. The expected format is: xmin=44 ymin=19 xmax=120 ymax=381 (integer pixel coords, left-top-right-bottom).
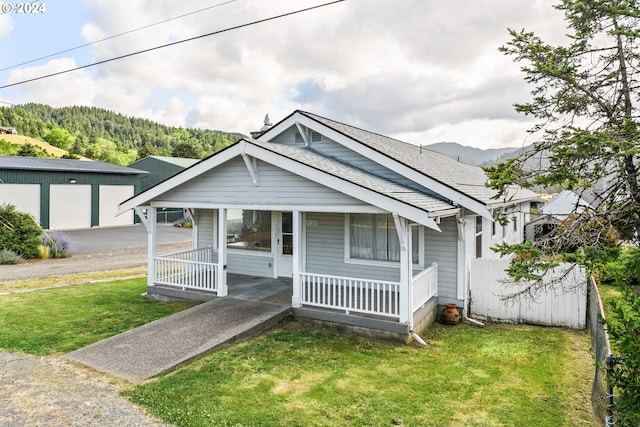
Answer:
xmin=65 ymin=297 xmax=291 ymax=383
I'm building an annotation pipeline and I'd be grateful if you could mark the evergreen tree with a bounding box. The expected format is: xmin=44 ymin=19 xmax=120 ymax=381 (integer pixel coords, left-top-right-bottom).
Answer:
xmin=485 ymin=1 xmax=640 ymax=423
xmin=171 ymin=141 xmax=200 ymax=159
xmin=17 ymin=143 xmax=39 ymax=157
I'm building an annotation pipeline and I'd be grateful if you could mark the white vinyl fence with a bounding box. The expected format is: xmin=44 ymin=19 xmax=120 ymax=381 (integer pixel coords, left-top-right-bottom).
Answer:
xmin=469 ymin=259 xmax=587 ymax=329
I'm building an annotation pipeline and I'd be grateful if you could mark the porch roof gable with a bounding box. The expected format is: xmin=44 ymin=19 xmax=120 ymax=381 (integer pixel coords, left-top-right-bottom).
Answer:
xmin=118 ymin=139 xmax=455 ymax=230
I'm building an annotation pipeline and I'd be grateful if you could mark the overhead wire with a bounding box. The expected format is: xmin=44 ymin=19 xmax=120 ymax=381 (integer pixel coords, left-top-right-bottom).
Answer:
xmin=0 ymin=0 xmax=346 ymax=90
xmin=0 ymin=0 xmax=238 ymax=72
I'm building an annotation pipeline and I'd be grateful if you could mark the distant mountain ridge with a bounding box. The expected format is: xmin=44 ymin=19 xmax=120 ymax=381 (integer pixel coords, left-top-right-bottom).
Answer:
xmin=425 ymin=142 xmax=529 ymax=166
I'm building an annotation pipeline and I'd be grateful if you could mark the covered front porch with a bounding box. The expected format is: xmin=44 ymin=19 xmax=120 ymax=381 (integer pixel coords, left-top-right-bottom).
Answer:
xmin=144 ymin=240 xmax=439 ymax=337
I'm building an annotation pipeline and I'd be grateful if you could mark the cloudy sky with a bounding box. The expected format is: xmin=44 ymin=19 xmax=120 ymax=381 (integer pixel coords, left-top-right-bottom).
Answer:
xmin=0 ymin=0 xmax=569 ymax=149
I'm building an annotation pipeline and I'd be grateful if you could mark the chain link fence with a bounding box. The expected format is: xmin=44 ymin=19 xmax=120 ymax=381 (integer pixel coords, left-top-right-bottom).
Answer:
xmin=588 ymin=277 xmax=616 ymax=426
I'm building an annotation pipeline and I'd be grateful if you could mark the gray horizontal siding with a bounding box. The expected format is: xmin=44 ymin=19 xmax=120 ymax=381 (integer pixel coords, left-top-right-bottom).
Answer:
xmin=425 ymin=216 xmax=458 ymax=299
xmin=227 ymin=252 xmax=274 ymax=277
xmin=305 ymin=212 xmax=401 ymax=282
xmin=196 ymin=209 xmax=215 ymax=247
xmin=161 ymin=157 xmax=363 ymax=206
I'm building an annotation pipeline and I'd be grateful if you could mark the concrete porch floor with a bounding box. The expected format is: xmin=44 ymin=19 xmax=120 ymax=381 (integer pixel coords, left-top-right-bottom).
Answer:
xmin=225 ymin=274 xmax=293 ymax=306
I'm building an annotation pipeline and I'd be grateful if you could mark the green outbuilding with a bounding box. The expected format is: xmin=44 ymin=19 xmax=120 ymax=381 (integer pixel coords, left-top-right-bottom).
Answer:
xmin=0 ymin=156 xmax=148 ymax=230
xmin=128 ymin=156 xmax=200 ymax=222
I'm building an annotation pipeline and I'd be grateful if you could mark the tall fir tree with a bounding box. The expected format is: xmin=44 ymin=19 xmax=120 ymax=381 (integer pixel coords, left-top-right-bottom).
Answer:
xmin=485 ymin=1 xmax=640 ymax=424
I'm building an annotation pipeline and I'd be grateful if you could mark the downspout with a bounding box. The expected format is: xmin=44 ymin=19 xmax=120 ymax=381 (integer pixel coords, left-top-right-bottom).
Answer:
xmin=409 ymin=330 xmax=427 ymax=346
xmin=457 ymin=214 xmax=485 ymax=327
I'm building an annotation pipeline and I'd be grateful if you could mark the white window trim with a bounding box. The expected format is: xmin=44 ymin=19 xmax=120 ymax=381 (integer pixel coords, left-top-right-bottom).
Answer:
xmin=475 ymin=215 xmax=483 ymax=258
xmin=343 ymin=213 xmax=424 ymax=268
xmin=225 ymin=248 xmax=274 ymax=257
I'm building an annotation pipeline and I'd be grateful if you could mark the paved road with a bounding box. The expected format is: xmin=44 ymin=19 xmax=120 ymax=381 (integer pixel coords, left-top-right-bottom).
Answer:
xmin=61 ymin=224 xmax=192 ymax=253
xmin=0 ymin=225 xmax=192 ymax=283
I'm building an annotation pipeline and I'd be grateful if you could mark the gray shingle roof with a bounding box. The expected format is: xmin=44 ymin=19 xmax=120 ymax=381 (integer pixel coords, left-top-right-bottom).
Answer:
xmin=0 ymin=156 xmax=148 ymax=175
xmin=298 ymin=111 xmax=538 ymax=205
xmin=249 ymin=139 xmax=455 ymax=214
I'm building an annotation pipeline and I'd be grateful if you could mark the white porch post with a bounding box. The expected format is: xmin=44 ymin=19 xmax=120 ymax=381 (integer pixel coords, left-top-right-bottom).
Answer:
xmin=292 ymin=210 xmax=302 ymax=308
xmin=394 ymin=214 xmax=412 ymax=324
xmin=136 ymin=206 xmax=157 ymax=289
xmin=187 ymin=208 xmax=198 ymax=249
xmin=217 ymin=208 xmax=228 ymax=296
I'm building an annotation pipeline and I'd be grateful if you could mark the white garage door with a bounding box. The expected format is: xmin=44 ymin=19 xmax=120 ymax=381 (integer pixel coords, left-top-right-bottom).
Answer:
xmin=0 ymin=184 xmax=40 ymax=223
xmin=49 ymin=184 xmax=91 ymax=230
xmin=99 ymin=185 xmax=134 ymax=226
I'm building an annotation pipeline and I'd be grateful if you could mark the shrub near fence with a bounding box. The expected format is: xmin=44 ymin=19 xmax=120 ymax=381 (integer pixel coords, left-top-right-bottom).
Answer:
xmin=588 ymin=277 xmax=615 ymax=427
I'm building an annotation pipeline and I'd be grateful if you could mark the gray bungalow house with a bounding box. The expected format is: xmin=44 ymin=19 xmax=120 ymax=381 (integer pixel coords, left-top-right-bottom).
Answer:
xmin=118 ymin=111 xmax=538 ymax=339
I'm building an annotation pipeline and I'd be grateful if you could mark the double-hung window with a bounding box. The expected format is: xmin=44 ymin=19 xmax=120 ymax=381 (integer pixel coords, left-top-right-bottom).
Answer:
xmin=348 ymin=213 xmax=420 ymax=264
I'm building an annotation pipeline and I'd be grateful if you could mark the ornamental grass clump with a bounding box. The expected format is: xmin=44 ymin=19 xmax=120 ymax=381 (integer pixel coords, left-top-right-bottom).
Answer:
xmin=0 ymin=248 xmax=24 ymax=265
xmin=40 ymin=231 xmax=73 ymax=258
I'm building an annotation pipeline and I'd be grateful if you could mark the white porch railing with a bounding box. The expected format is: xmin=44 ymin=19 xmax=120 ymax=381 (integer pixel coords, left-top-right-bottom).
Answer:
xmin=300 ymin=272 xmax=401 ymax=319
xmin=412 ymin=263 xmax=438 ymax=312
xmin=154 ymin=247 xmax=218 ymax=293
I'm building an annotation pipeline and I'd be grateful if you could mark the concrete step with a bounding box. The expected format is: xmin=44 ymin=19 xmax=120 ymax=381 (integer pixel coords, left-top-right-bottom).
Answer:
xmin=64 ymin=298 xmax=291 ymax=383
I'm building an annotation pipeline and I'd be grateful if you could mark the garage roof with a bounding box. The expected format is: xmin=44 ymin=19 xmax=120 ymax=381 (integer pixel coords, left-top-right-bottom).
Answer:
xmin=0 ymin=156 xmax=148 ymax=175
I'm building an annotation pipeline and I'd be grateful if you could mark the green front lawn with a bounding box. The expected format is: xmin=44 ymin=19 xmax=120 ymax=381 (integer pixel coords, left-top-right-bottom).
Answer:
xmin=0 ymin=277 xmax=597 ymax=426
xmin=0 ymin=278 xmax=197 ymax=355
xmin=125 ymin=323 xmax=597 ymax=427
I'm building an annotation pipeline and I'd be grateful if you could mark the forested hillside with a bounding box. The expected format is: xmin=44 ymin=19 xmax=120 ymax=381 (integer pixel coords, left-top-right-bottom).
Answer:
xmin=0 ymin=104 xmax=244 ymax=165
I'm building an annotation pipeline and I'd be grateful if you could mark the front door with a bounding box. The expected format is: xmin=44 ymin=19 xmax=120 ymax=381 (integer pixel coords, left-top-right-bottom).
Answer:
xmin=276 ymin=211 xmax=293 ymax=277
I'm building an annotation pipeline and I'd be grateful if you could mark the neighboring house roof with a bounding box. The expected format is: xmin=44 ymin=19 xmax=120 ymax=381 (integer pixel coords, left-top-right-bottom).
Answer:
xmin=542 ymin=190 xmax=594 ymax=216
xmin=0 ymin=156 xmax=148 ymax=175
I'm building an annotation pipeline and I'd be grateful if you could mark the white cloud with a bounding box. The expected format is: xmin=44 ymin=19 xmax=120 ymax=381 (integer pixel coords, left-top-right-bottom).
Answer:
xmin=7 ymin=58 xmax=97 ymax=106
xmin=393 ymin=118 xmax=539 ymax=150
xmin=2 ymin=0 xmax=570 ymax=148
xmin=0 ymin=13 xmax=13 ymax=38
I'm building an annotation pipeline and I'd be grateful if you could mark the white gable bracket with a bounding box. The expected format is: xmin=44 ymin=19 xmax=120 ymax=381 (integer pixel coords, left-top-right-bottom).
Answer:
xmin=392 ymin=213 xmax=407 ymax=250
xmin=295 ymin=122 xmax=309 ymax=147
xmin=241 ymin=153 xmax=259 ymax=186
xmin=135 ymin=206 xmax=151 ymax=230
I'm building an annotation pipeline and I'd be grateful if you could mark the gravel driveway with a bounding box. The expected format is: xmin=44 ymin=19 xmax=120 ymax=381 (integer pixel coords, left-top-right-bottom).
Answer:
xmin=0 ymin=353 xmax=172 ymax=427
xmin=0 ymin=226 xmax=192 ymax=426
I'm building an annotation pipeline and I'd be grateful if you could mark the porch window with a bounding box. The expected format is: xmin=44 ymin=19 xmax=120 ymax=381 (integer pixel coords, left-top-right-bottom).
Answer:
xmin=475 ymin=216 xmax=483 ymax=258
xmin=348 ymin=213 xmax=419 ymax=264
xmin=226 ymin=209 xmax=271 ymax=252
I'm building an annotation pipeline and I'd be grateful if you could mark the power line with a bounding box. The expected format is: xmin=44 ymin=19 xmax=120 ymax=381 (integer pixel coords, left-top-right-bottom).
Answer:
xmin=0 ymin=0 xmax=346 ymax=90
xmin=0 ymin=0 xmax=238 ymax=72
